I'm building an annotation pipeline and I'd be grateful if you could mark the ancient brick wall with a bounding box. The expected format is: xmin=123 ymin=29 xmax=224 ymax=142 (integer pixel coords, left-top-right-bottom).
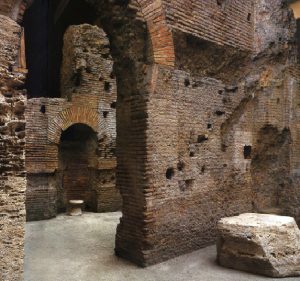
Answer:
xmin=0 ymin=14 xmax=26 ymax=281
xmin=3 ymin=0 xmax=300 ymax=274
xmin=25 ymin=24 xmax=120 ymax=220
xmin=25 ymin=98 xmax=64 ymax=221
xmin=128 ymin=0 xmax=300 ymax=265
xmin=140 ymin=65 xmax=253 ymax=264
xmin=164 ymin=0 xmax=254 ymax=51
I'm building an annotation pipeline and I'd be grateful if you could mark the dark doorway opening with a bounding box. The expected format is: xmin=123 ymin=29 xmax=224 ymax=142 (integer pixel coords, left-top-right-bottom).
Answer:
xmin=58 ymin=123 xmax=98 ymax=213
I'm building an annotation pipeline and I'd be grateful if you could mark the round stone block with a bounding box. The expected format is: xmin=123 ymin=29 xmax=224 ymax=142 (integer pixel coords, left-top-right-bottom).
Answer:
xmin=68 ymin=200 xmax=84 ymax=216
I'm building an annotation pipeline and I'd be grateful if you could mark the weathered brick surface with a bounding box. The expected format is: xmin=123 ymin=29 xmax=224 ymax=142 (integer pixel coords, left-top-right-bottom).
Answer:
xmin=0 ymin=14 xmax=26 ymax=281
xmin=140 ymin=61 xmax=300 ymax=264
xmin=165 ymin=0 xmax=254 ymax=51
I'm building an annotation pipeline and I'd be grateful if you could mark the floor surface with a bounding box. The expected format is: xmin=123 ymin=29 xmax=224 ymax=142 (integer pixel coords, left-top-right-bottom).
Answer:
xmin=24 ymin=212 xmax=300 ymax=281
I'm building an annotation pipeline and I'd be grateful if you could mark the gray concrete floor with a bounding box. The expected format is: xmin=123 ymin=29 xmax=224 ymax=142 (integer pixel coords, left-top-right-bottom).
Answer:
xmin=24 ymin=212 xmax=300 ymax=281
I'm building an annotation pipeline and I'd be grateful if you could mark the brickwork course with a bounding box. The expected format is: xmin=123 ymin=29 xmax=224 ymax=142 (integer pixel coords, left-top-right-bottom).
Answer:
xmin=1 ymin=0 xmax=300 ymax=280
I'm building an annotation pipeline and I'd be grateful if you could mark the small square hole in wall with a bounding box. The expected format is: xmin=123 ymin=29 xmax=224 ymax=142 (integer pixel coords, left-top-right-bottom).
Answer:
xmin=244 ymin=145 xmax=252 ymax=159
xmin=104 ymin=81 xmax=111 ymax=92
xmin=197 ymin=134 xmax=209 ymax=143
xmin=103 ymin=111 xmax=109 ymax=118
xmin=247 ymin=13 xmax=251 ymax=21
xmin=110 ymin=72 xmax=115 ymax=79
xmin=184 ymin=78 xmax=190 ymax=87
xmin=40 ymin=105 xmax=46 ymax=113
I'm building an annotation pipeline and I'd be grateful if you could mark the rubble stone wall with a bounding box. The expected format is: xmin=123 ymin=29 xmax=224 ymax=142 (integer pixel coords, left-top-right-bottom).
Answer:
xmin=0 ymin=14 xmax=26 ymax=281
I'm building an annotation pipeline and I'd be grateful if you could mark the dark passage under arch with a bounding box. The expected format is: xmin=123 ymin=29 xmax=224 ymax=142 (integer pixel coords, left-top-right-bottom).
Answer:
xmin=58 ymin=123 xmax=98 ymax=212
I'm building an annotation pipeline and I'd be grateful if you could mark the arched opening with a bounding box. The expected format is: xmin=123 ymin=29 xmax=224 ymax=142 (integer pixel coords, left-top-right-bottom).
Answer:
xmin=24 ymin=0 xmax=151 ymax=272
xmin=58 ymin=123 xmax=98 ymax=213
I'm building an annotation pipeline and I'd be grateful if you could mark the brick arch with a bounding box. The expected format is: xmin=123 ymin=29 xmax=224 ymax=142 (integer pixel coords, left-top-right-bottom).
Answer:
xmin=48 ymin=106 xmax=98 ymax=144
xmin=134 ymin=0 xmax=175 ymax=67
xmin=16 ymin=0 xmax=175 ymax=66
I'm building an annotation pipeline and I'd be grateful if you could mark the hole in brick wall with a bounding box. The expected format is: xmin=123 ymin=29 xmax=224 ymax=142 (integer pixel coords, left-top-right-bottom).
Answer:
xmin=166 ymin=167 xmax=175 ymax=180
xmin=40 ymin=105 xmax=46 ymax=114
xmin=177 ymin=161 xmax=185 ymax=171
xmin=197 ymin=134 xmax=209 ymax=143
xmin=86 ymin=66 xmax=92 ymax=73
xmin=102 ymin=53 xmax=110 ymax=59
xmin=207 ymin=123 xmax=212 ymax=129
xmin=269 ymin=41 xmax=275 ymax=48
xmin=185 ymin=179 xmax=194 ymax=188
xmin=222 ymin=97 xmax=228 ymax=104
xmin=110 ymin=72 xmax=115 ymax=79
xmin=110 ymin=102 xmax=117 ymax=109
xmin=74 ymin=72 xmax=81 ymax=86
xmin=189 ymin=151 xmax=195 ymax=157
xmin=244 ymin=145 xmax=252 ymax=159
xmin=225 ymin=85 xmax=238 ymax=93
xmin=221 ymin=144 xmax=227 ymax=152
xmin=110 ymin=147 xmax=116 ymax=155
xmin=104 ymin=81 xmax=111 ymax=92
xmin=3 ymin=92 xmax=12 ymax=98
xmin=201 ymin=165 xmax=206 ymax=174
xmin=218 ymin=90 xmax=224 ymax=95
xmin=247 ymin=13 xmax=251 ymax=21
xmin=184 ymin=78 xmax=190 ymax=87
xmin=215 ymin=110 xmax=225 ymax=116
xmin=15 ymin=124 xmax=25 ymax=132
xmin=103 ymin=111 xmax=109 ymax=118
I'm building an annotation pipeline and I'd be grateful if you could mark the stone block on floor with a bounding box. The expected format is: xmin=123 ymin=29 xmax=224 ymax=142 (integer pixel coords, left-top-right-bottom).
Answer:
xmin=217 ymin=213 xmax=300 ymax=278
